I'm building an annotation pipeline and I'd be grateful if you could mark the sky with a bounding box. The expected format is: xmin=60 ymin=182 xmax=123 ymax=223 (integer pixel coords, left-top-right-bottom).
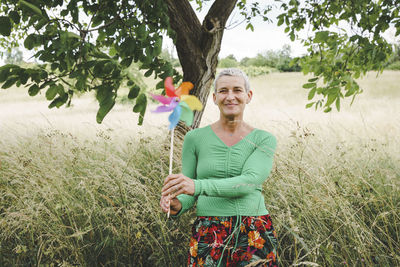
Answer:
xmin=204 ymin=2 xmax=309 ymax=58
xmin=164 ymin=1 xmax=308 ymax=60
xmin=164 ymin=14 xmax=307 ymax=61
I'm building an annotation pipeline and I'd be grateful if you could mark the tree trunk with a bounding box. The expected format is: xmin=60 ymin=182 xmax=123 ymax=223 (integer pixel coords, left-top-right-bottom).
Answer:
xmin=166 ymin=0 xmax=237 ymax=138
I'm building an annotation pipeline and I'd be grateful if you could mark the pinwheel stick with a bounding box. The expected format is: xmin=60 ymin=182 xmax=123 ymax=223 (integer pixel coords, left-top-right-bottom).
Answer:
xmin=151 ymin=77 xmax=203 ymax=218
xmin=167 ymin=128 xmax=174 ymax=218
xmin=169 ymin=128 xmax=174 ymax=175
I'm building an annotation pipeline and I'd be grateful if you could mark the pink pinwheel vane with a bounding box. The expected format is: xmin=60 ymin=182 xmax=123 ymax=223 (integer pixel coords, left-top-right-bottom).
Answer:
xmin=151 ymin=77 xmax=203 ymax=129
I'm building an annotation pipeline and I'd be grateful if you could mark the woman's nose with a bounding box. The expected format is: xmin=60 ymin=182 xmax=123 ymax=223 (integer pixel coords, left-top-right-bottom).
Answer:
xmin=226 ymin=90 xmax=235 ymax=99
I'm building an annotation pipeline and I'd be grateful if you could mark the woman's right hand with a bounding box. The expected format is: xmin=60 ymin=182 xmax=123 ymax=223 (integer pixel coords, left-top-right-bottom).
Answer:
xmin=160 ymin=195 xmax=182 ymax=216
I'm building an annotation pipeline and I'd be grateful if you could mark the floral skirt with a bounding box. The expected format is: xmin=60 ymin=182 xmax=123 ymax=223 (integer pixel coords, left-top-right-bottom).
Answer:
xmin=187 ymin=214 xmax=278 ymax=267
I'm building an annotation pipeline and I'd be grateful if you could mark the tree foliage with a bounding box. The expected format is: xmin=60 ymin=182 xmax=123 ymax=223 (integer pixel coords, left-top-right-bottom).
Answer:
xmin=0 ymin=0 xmax=268 ymax=126
xmin=278 ymin=0 xmax=399 ymax=111
xmin=0 ymin=0 xmax=399 ymax=125
xmin=0 ymin=0 xmax=180 ymax=124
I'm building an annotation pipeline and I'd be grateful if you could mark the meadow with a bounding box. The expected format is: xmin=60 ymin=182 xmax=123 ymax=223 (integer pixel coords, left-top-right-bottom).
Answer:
xmin=0 ymin=71 xmax=399 ymax=266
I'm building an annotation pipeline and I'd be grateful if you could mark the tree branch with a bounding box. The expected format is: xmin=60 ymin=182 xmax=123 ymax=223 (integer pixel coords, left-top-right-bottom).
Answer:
xmin=165 ymin=0 xmax=204 ymax=79
xmin=165 ymin=0 xmax=202 ymax=45
xmin=204 ymin=0 xmax=237 ymax=32
xmin=200 ymin=0 xmax=237 ymax=51
xmin=85 ymin=16 xmax=120 ymax=34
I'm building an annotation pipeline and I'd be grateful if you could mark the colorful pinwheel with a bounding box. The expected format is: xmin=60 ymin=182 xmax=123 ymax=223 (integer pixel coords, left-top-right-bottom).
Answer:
xmin=151 ymin=77 xmax=203 ymax=217
xmin=151 ymin=77 xmax=203 ymax=129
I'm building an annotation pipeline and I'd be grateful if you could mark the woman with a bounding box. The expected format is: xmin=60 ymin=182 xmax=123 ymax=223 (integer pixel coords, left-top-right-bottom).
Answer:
xmin=160 ymin=68 xmax=278 ymax=267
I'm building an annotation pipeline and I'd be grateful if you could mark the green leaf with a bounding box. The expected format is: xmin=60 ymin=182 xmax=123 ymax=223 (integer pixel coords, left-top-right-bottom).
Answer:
xmin=133 ymin=93 xmax=147 ymax=112
xmin=354 ymin=70 xmax=360 ymax=79
xmin=314 ymin=31 xmax=329 ymax=43
xmin=156 ymin=80 xmax=164 ymax=89
xmin=308 ymin=77 xmax=318 ymax=82
xmin=48 ymin=94 xmax=68 ymax=109
xmin=290 ymin=32 xmax=295 ymax=41
xmin=136 ymin=24 xmax=147 ymax=40
xmin=9 ymin=11 xmax=20 ymax=24
xmin=246 ymin=23 xmax=254 ymax=31
xmin=45 ymin=85 xmax=58 ymax=100
xmin=19 ymin=0 xmax=42 ymax=16
xmin=91 ymin=50 xmax=110 ymax=59
xmin=128 ymin=85 xmax=140 ymax=99
xmin=69 ymin=70 xmax=80 ymax=79
xmin=307 ymin=87 xmax=316 ymax=100
xmin=96 ymin=97 xmax=115 ymax=123
xmin=24 ymin=34 xmax=37 ymax=50
xmin=144 ymin=69 xmax=153 ymax=77
xmin=153 ymin=37 xmax=162 ymax=57
xmin=96 ymin=84 xmax=113 ymax=103
xmin=133 ymin=93 xmax=147 ymax=125
xmin=91 ymin=15 xmax=103 ymax=28
xmin=325 ymin=93 xmax=336 ymax=107
xmin=1 ymin=78 xmax=17 ymax=89
xmin=102 ymin=62 xmax=115 ymax=76
xmin=277 ymin=16 xmax=284 ymax=26
xmin=0 ymin=68 xmax=10 ymax=83
xmin=120 ymin=57 xmax=133 ymax=68
xmin=305 ymin=102 xmax=315 ymax=108
xmin=335 ymin=96 xmax=341 ymax=111
xmin=93 ymin=60 xmax=108 ymax=76
xmin=0 ymin=16 xmax=12 ymax=36
xmin=109 ymin=46 xmax=117 ymax=57
xmin=303 ymin=82 xmax=316 ymax=89
xmin=28 ymin=84 xmax=40 ymax=96
xmin=34 ymin=18 xmax=47 ymax=30
xmin=66 ymin=31 xmax=80 ymax=39
xmin=96 ymin=84 xmax=116 ymax=123
xmin=60 ymin=9 xmax=68 ymax=16
xmin=75 ymin=78 xmax=86 ymax=91
xmin=19 ymin=71 xmax=29 ymax=84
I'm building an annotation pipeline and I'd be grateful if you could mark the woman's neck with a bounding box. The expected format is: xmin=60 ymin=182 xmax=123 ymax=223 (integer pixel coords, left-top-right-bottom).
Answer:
xmin=216 ymin=117 xmax=246 ymax=134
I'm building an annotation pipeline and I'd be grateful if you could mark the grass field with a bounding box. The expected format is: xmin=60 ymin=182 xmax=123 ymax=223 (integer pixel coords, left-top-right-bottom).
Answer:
xmin=0 ymin=71 xmax=399 ymax=266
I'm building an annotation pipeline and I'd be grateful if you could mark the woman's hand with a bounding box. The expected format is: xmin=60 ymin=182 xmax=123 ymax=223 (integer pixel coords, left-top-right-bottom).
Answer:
xmin=160 ymin=195 xmax=182 ymax=215
xmin=161 ymin=173 xmax=195 ymax=199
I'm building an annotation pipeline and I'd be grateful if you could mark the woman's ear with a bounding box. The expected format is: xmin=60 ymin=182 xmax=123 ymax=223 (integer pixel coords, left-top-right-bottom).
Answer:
xmin=246 ymin=90 xmax=253 ymax=104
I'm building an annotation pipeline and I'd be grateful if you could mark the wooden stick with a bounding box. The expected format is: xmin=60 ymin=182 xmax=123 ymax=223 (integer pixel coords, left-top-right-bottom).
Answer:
xmin=167 ymin=128 xmax=174 ymax=218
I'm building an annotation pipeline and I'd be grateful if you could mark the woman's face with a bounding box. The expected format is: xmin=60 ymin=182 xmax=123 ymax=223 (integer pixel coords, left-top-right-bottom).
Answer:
xmin=213 ymin=75 xmax=252 ymax=119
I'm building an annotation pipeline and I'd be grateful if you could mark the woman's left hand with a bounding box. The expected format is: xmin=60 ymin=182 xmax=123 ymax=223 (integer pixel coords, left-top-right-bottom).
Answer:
xmin=161 ymin=173 xmax=195 ymax=198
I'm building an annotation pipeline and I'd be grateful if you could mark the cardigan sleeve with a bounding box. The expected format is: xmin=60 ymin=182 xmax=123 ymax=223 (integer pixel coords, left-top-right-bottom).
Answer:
xmin=174 ymin=130 xmax=197 ymax=216
xmin=193 ymin=133 xmax=276 ymax=198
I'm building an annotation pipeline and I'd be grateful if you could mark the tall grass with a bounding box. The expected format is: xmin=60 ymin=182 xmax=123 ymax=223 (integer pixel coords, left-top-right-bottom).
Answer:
xmin=0 ymin=129 xmax=192 ymax=266
xmin=1 ymin=71 xmax=399 ymax=266
xmin=268 ymin=121 xmax=400 ymax=266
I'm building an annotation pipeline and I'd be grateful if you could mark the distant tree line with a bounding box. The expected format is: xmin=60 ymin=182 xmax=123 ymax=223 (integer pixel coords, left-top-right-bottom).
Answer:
xmin=159 ymin=43 xmax=400 ymax=73
xmin=384 ymin=43 xmax=400 ymax=70
xmin=2 ymin=48 xmax=23 ymax=64
xmin=219 ymin=44 xmax=301 ymax=72
xmin=3 ymin=43 xmax=400 ymax=74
